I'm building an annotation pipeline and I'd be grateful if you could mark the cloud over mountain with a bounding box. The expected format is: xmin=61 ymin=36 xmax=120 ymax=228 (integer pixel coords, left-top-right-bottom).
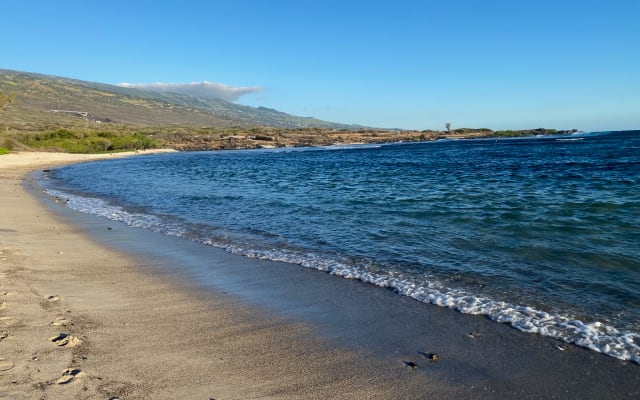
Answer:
xmin=117 ymin=81 xmax=261 ymax=102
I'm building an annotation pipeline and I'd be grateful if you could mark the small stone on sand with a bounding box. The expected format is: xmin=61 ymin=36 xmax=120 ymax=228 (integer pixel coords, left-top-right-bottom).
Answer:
xmin=402 ymin=360 xmax=418 ymax=370
xmin=418 ymin=351 xmax=439 ymax=362
xmin=56 ymin=375 xmax=74 ymax=384
xmin=56 ymin=368 xmax=86 ymax=384
xmin=49 ymin=333 xmax=81 ymax=347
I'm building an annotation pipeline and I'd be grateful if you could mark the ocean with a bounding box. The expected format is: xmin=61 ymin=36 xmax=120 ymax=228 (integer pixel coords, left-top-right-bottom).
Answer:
xmin=42 ymin=130 xmax=640 ymax=363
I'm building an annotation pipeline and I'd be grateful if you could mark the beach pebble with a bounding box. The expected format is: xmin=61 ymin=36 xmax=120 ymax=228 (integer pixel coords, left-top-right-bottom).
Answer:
xmin=427 ymin=353 xmax=439 ymax=362
xmin=418 ymin=351 xmax=439 ymax=362
xmin=402 ymin=360 xmax=418 ymax=370
xmin=49 ymin=333 xmax=82 ymax=347
xmin=56 ymin=368 xmax=85 ymax=384
xmin=56 ymin=375 xmax=74 ymax=384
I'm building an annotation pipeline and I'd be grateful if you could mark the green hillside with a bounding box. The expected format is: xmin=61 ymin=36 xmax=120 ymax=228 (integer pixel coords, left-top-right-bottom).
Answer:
xmin=0 ymin=69 xmax=360 ymax=129
xmin=0 ymin=69 xmax=570 ymax=154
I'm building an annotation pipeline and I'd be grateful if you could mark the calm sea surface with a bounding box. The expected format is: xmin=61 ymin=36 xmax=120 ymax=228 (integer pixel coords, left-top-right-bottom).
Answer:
xmin=44 ymin=131 xmax=640 ymax=362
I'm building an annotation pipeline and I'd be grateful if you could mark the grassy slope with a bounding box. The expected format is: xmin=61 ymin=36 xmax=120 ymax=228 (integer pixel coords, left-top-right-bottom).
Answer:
xmin=0 ymin=69 xmax=568 ymax=153
xmin=0 ymin=69 xmax=360 ymax=129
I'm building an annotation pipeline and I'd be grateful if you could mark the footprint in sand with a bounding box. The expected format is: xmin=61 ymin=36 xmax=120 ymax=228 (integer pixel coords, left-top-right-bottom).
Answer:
xmin=0 ymin=358 xmax=15 ymax=371
xmin=56 ymin=368 xmax=86 ymax=384
xmin=51 ymin=316 xmax=69 ymax=326
xmin=49 ymin=333 xmax=81 ymax=347
xmin=47 ymin=295 xmax=62 ymax=303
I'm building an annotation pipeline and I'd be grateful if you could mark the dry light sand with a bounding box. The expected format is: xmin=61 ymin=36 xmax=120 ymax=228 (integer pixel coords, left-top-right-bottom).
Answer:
xmin=1 ymin=151 xmax=638 ymax=400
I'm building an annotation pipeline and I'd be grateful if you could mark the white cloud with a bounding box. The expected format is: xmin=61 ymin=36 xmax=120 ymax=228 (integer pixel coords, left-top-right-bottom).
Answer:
xmin=116 ymin=81 xmax=262 ymax=102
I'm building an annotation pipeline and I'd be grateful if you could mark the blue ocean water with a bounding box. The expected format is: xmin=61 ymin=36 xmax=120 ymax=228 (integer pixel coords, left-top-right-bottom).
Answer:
xmin=44 ymin=131 xmax=640 ymax=362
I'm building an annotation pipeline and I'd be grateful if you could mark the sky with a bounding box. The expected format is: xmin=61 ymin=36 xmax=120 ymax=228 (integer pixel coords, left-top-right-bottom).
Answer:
xmin=2 ymin=0 xmax=639 ymax=131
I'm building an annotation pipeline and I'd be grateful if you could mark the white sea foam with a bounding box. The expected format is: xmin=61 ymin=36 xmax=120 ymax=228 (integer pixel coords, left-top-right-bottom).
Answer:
xmin=240 ymin=246 xmax=640 ymax=363
xmin=46 ymin=189 xmax=188 ymax=237
xmin=46 ymin=188 xmax=640 ymax=364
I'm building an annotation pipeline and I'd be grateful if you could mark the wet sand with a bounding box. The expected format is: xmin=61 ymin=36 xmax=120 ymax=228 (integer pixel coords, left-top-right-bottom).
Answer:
xmin=1 ymin=151 xmax=638 ymax=399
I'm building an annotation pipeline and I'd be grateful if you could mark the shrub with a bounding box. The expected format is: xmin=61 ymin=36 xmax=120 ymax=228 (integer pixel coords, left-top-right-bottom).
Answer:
xmin=21 ymin=129 xmax=159 ymax=153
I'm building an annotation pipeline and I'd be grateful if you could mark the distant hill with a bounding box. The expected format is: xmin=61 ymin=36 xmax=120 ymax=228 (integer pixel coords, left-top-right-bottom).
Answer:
xmin=0 ymin=69 xmax=361 ymax=129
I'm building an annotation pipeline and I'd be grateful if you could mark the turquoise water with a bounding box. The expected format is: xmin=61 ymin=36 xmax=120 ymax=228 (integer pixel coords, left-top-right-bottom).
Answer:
xmin=45 ymin=131 xmax=640 ymax=362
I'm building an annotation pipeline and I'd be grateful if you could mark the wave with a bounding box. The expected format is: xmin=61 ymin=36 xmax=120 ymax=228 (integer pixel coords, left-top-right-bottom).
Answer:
xmin=45 ymin=187 xmax=640 ymax=364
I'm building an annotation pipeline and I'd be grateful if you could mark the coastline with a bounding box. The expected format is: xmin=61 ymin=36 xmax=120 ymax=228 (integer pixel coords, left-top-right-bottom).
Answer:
xmin=1 ymin=151 xmax=638 ymax=399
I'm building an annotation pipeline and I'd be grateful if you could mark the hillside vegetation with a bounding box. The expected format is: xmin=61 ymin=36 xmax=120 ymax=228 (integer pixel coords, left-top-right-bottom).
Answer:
xmin=0 ymin=69 xmax=360 ymax=130
xmin=0 ymin=69 xmax=574 ymax=153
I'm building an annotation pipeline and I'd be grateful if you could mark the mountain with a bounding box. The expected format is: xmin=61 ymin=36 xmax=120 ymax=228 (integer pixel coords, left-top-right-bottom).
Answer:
xmin=0 ymin=69 xmax=361 ymax=129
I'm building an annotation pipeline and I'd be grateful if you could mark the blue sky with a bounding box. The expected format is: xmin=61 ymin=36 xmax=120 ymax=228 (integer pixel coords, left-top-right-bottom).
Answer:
xmin=2 ymin=1 xmax=638 ymax=131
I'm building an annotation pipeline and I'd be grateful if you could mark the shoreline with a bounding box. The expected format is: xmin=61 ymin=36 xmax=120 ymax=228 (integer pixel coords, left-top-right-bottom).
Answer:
xmin=1 ymin=151 xmax=639 ymax=399
xmin=2 ymin=151 xmax=420 ymax=399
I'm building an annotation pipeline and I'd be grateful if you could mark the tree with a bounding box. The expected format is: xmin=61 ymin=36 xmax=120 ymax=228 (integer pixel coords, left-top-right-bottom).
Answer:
xmin=445 ymin=122 xmax=451 ymax=132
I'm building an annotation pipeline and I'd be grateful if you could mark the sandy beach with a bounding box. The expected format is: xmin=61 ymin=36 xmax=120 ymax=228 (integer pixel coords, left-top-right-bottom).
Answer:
xmin=1 ymin=151 xmax=639 ymax=399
